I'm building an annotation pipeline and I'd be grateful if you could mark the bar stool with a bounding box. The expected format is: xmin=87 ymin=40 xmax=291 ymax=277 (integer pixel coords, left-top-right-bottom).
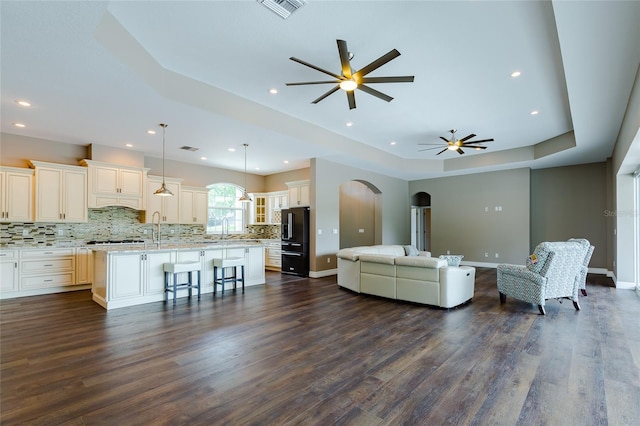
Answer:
xmin=213 ymin=257 xmax=245 ymax=297
xmin=163 ymin=261 xmax=201 ymax=305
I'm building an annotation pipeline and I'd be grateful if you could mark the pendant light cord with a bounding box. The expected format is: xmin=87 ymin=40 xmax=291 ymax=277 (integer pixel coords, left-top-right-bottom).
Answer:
xmin=160 ymin=123 xmax=168 ymax=185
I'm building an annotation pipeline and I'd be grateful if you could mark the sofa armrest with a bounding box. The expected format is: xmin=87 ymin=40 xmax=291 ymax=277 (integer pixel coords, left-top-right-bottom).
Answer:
xmin=439 ymin=266 xmax=475 ymax=308
xmin=337 ymin=248 xmax=364 ymax=262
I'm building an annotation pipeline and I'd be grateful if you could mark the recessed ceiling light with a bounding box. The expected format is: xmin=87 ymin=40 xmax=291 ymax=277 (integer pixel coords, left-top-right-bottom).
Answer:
xmin=346 ymin=121 xmax=353 ymax=127
xmin=511 ymin=71 xmax=522 ymax=78
xmin=255 ymin=167 xmax=260 ymax=170
xmin=200 ymin=156 xmax=207 ymax=160
xmin=147 ymin=130 xmax=156 ymax=135
xmin=530 ymin=110 xmax=539 ymax=115
xmin=390 ymin=141 xmax=397 ymax=146
xmin=15 ymin=100 xmax=31 ymax=107
xmin=283 ymin=160 xmax=289 ymax=164
xmin=269 ymin=88 xmax=278 ymax=94
xmin=125 ymin=143 xmax=133 ymax=148
xmin=13 ymin=122 xmax=26 ymax=128
xmin=228 ymin=148 xmax=236 ymax=152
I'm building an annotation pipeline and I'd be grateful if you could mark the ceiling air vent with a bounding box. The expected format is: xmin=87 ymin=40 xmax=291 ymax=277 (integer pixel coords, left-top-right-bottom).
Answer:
xmin=258 ymin=0 xmax=307 ymax=19
xmin=180 ymin=146 xmax=199 ymax=152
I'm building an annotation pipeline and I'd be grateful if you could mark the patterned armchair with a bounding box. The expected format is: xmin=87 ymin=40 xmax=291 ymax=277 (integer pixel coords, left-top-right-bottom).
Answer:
xmin=568 ymin=238 xmax=595 ymax=296
xmin=497 ymin=240 xmax=590 ymax=315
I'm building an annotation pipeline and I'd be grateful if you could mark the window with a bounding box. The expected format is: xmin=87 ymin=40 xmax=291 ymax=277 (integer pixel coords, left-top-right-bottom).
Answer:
xmin=207 ymin=183 xmax=246 ymax=234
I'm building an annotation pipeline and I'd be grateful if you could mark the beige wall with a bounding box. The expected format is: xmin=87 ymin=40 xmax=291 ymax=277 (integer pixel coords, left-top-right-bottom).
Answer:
xmin=409 ymin=168 xmax=531 ymax=265
xmin=0 ymin=133 xmax=87 ymax=167
xmin=264 ymin=169 xmax=310 ymax=193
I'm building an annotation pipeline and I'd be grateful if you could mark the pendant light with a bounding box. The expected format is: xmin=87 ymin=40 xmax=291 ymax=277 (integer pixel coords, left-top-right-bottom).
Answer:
xmin=154 ymin=123 xmax=174 ymax=197
xmin=238 ymin=143 xmax=252 ymax=203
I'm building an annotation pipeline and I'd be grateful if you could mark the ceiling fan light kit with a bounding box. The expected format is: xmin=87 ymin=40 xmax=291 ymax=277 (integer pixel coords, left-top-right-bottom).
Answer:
xmin=286 ymin=39 xmax=414 ymax=110
xmin=418 ymin=129 xmax=495 ymax=156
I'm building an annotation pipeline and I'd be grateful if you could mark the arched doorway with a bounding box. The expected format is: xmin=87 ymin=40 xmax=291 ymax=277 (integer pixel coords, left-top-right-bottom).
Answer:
xmin=411 ymin=192 xmax=431 ymax=251
xmin=339 ymin=180 xmax=382 ymax=249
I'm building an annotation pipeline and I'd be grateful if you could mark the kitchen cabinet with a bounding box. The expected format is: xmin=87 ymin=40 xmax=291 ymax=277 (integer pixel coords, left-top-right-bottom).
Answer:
xmin=76 ymin=247 xmax=93 ymax=285
xmin=254 ymin=195 xmax=267 ymax=224
xmin=286 ymin=180 xmax=310 ymax=207
xmin=180 ymin=186 xmax=208 ymax=225
xmin=20 ymin=248 xmax=76 ymax=290
xmin=263 ymin=240 xmax=281 ymax=270
xmin=80 ymin=160 xmax=149 ymax=210
xmin=144 ymin=251 xmax=174 ymax=296
xmin=220 ymin=246 xmax=265 ymax=286
xmin=144 ymin=176 xmax=181 ymax=223
xmin=0 ymin=167 xmax=33 ymax=222
xmin=0 ymin=249 xmax=19 ymax=293
xmin=108 ymin=252 xmax=144 ymax=300
xmin=30 ymin=161 xmax=87 ymax=223
xmin=267 ymin=191 xmax=287 ymax=223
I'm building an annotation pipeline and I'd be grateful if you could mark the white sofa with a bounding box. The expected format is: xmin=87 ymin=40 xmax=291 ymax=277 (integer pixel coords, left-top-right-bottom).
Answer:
xmin=337 ymin=245 xmax=475 ymax=308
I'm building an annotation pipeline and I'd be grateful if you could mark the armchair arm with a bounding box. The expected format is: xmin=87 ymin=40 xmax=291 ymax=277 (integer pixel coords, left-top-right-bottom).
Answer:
xmin=497 ymin=264 xmax=547 ymax=305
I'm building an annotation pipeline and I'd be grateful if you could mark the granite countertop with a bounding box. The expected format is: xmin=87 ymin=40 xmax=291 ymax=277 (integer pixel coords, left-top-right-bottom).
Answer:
xmin=90 ymin=240 xmax=265 ymax=253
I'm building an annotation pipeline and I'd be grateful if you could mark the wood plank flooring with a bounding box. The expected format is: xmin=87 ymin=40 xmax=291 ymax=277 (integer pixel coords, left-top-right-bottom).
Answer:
xmin=1 ymin=268 xmax=639 ymax=425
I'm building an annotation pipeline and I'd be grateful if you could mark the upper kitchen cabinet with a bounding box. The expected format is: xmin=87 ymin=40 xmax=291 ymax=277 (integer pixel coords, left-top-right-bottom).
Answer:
xmin=287 ymin=180 xmax=310 ymax=207
xmin=0 ymin=166 xmax=34 ymax=222
xmin=79 ymin=160 xmax=149 ymax=210
xmin=180 ymin=186 xmax=208 ymax=225
xmin=250 ymin=194 xmax=267 ymax=224
xmin=267 ymin=191 xmax=288 ymax=223
xmin=143 ymin=175 xmax=181 ymax=223
xmin=29 ymin=161 xmax=87 ymax=223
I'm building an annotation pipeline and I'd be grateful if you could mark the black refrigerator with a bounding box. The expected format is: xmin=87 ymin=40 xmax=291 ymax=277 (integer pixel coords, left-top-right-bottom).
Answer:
xmin=281 ymin=206 xmax=310 ymax=277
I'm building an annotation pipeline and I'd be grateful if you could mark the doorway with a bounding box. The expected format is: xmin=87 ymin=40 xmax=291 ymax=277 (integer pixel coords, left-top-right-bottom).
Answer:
xmin=411 ymin=192 xmax=431 ymax=252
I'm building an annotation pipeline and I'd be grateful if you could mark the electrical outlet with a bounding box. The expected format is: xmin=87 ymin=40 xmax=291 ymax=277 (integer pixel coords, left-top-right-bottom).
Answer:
xmin=170 ymin=229 xmax=175 ymax=234
xmin=22 ymin=229 xmax=29 ymax=236
xmin=57 ymin=229 xmax=64 ymax=236
xmin=332 ymin=229 xmax=338 ymax=234
xmin=358 ymin=229 xmax=365 ymax=233
xmin=318 ymin=229 xmax=322 ymax=235
xmin=485 ymin=252 xmax=489 ymax=257
xmin=327 ymin=257 xmax=330 ymax=264
xmin=447 ymin=250 xmax=450 ymax=254
xmin=143 ymin=229 xmax=148 ymax=234
xmin=495 ymin=253 xmax=499 ymax=258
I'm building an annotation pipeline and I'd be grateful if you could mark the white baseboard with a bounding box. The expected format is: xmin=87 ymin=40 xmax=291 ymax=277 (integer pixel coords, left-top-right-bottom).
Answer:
xmin=309 ymin=268 xmax=337 ymax=278
xmin=616 ymin=281 xmax=636 ymax=290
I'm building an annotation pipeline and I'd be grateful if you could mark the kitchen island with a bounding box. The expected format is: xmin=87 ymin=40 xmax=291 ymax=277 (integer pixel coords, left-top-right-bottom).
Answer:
xmin=92 ymin=241 xmax=265 ymax=310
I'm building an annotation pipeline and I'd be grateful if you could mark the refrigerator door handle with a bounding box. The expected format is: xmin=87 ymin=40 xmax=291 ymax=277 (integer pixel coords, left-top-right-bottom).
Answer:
xmin=287 ymin=212 xmax=293 ymax=240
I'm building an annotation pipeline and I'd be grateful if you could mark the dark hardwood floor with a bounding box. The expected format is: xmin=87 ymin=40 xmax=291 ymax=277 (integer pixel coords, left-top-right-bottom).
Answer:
xmin=1 ymin=268 xmax=639 ymax=425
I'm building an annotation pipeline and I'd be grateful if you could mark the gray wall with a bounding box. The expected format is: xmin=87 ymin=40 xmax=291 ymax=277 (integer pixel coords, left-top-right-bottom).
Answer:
xmin=409 ymin=168 xmax=530 ymax=265
xmin=312 ymin=158 xmax=410 ymax=272
xmin=531 ymin=162 xmax=608 ymax=268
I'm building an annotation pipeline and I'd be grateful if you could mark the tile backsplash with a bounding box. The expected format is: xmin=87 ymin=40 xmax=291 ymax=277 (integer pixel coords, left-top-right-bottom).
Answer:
xmin=1 ymin=207 xmax=280 ymax=247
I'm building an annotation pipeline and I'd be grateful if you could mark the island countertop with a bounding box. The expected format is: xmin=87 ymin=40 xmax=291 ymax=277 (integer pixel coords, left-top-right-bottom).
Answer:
xmin=89 ymin=240 xmax=265 ymax=254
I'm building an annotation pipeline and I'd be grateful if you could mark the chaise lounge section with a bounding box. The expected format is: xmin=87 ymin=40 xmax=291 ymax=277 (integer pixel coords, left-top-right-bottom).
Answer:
xmin=337 ymin=245 xmax=475 ymax=308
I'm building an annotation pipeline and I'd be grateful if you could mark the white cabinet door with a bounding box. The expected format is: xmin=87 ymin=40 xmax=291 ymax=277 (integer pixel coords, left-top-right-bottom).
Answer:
xmin=0 ymin=250 xmax=18 ymax=293
xmin=245 ymin=246 xmax=265 ymax=285
xmin=144 ymin=251 xmax=173 ymax=295
xmin=287 ymin=180 xmax=310 ymax=207
xmin=63 ymin=168 xmax=88 ymax=222
xmin=180 ymin=188 xmax=208 ymax=224
xmin=32 ymin=162 xmax=87 ymax=223
xmin=119 ymin=168 xmax=145 ymax=198
xmin=0 ymin=168 xmax=33 ymax=222
xmin=109 ymin=254 xmax=144 ymax=300
xmin=81 ymin=160 xmax=148 ymax=209
xmin=76 ymin=247 xmax=93 ymax=284
xmin=145 ymin=177 xmax=181 ymax=223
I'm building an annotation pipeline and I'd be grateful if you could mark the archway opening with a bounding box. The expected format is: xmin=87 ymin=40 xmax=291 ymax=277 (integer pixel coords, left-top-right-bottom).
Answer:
xmin=411 ymin=192 xmax=431 ymax=252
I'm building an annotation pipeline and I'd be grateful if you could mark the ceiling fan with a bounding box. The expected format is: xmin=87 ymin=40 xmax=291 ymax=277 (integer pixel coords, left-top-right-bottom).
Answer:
xmin=418 ymin=129 xmax=494 ymax=155
xmin=286 ymin=39 xmax=414 ymax=110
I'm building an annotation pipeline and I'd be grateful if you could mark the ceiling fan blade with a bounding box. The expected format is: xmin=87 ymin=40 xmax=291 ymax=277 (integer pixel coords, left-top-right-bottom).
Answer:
xmin=457 ymin=148 xmax=465 ymax=155
xmin=354 ymin=49 xmax=401 ymax=78
xmin=361 ymin=76 xmax=415 ymax=84
xmin=337 ymin=39 xmax=352 ymax=79
xmin=464 ymin=138 xmax=494 ymax=144
xmin=347 ymin=91 xmax=356 ymax=110
xmin=311 ymin=86 xmax=340 ymax=104
xmin=440 ymin=136 xmax=449 ymax=143
xmin=462 ymin=145 xmax=488 ymax=149
xmin=286 ymin=80 xmax=341 ymax=86
xmin=358 ymin=84 xmax=393 ymax=102
xmin=460 ymin=133 xmax=476 ymax=142
xmin=290 ymin=57 xmax=342 ymax=80
xmin=436 ymin=148 xmax=448 ymax=155
xmin=420 ymin=146 xmax=448 ymax=151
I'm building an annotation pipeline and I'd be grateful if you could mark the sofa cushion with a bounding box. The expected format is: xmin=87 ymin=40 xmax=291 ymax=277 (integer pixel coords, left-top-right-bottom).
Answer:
xmin=439 ymin=254 xmax=464 ymax=266
xmin=403 ymin=245 xmax=419 ymax=256
xmin=336 ymin=245 xmax=405 ymax=261
xmin=395 ymin=256 xmax=446 ymax=268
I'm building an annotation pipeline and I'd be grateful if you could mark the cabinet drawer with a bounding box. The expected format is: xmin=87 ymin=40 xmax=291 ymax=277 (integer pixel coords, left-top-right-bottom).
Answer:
xmin=21 ymin=248 xmax=75 ymax=258
xmin=21 ymin=272 xmax=76 ymax=289
xmin=22 ymin=258 xmax=75 ymax=273
xmin=0 ymin=250 xmax=17 ymax=260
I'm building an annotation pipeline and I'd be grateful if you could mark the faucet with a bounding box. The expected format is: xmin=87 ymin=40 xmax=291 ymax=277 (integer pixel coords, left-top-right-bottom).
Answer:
xmin=221 ymin=217 xmax=229 ymax=240
xmin=152 ymin=211 xmax=161 ymax=248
